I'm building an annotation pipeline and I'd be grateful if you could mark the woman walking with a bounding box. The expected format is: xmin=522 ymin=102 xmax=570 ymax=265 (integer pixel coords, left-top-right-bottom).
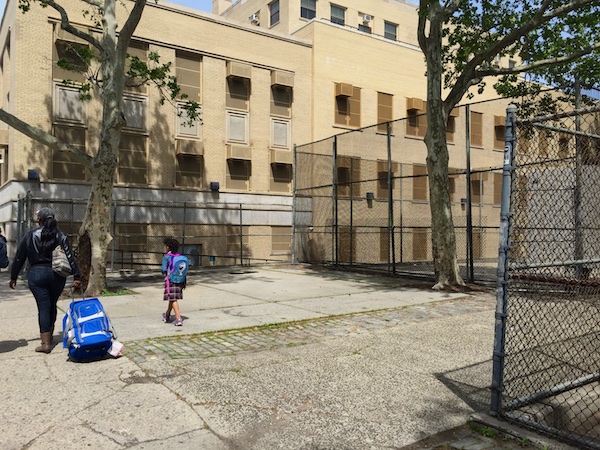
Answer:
xmin=9 ymin=207 xmax=81 ymax=353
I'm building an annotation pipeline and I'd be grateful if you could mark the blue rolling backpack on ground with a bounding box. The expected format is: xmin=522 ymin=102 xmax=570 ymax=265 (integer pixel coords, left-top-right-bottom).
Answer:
xmin=62 ymin=295 xmax=121 ymax=362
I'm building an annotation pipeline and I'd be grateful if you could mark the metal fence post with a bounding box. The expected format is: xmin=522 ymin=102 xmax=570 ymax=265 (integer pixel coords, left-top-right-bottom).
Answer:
xmin=332 ymin=136 xmax=338 ymax=266
xmin=239 ymin=203 xmax=243 ymax=266
xmin=465 ymin=104 xmax=474 ymax=283
xmin=291 ymin=144 xmax=298 ymax=264
xmin=387 ymin=121 xmax=396 ymax=274
xmin=491 ymin=103 xmax=517 ymax=415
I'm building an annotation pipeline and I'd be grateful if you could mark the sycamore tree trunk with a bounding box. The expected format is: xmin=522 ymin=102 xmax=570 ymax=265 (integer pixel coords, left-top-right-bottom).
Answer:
xmin=421 ymin=6 xmax=464 ymax=289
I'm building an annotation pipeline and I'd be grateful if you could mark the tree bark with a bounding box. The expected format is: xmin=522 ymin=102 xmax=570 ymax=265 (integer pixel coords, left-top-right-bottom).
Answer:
xmin=423 ymin=6 xmax=464 ymax=290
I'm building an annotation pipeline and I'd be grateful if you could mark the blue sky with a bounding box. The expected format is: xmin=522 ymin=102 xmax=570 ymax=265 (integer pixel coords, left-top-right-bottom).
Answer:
xmin=0 ymin=0 xmax=213 ymax=21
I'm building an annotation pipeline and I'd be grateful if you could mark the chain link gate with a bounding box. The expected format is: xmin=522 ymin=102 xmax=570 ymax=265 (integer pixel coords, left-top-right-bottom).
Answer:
xmin=492 ymin=104 xmax=600 ymax=448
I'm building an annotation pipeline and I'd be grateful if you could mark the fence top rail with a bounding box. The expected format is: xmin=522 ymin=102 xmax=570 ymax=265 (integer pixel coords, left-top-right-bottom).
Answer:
xmin=517 ymin=105 xmax=600 ymax=124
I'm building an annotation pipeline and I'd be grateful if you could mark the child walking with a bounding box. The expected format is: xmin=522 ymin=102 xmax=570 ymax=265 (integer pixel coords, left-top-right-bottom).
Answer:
xmin=161 ymin=237 xmax=185 ymax=326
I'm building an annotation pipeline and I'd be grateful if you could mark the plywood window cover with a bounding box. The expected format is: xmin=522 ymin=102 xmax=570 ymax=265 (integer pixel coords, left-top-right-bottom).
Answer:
xmin=54 ymin=84 xmax=85 ymax=124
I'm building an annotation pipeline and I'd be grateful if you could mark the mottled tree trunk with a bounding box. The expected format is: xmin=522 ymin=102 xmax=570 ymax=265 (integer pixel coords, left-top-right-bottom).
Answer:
xmin=423 ymin=7 xmax=464 ymax=289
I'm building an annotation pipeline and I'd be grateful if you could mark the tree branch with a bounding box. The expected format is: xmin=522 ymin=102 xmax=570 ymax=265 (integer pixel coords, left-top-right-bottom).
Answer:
xmin=475 ymin=42 xmax=600 ymax=78
xmin=445 ymin=0 xmax=598 ymax=107
xmin=0 ymin=109 xmax=93 ymax=167
xmin=44 ymin=0 xmax=103 ymax=50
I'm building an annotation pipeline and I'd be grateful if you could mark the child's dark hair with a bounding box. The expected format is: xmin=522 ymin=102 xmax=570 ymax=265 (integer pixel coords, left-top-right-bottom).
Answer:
xmin=164 ymin=237 xmax=180 ymax=253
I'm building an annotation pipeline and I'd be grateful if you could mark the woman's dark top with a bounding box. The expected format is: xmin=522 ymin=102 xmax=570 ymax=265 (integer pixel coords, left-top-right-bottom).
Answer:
xmin=10 ymin=228 xmax=81 ymax=280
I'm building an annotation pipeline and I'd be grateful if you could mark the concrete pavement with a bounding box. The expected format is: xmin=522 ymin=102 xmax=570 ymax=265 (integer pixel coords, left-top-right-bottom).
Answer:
xmin=0 ymin=265 xmax=574 ymax=449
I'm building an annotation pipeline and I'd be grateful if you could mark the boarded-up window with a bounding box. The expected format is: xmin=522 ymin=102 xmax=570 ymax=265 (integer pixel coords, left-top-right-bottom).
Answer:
xmin=334 ymin=85 xmax=361 ymax=127
xmin=406 ymin=98 xmax=427 ymax=137
xmin=470 ymin=177 xmax=482 ymax=204
xmin=270 ymin=163 xmax=292 ymax=192
xmin=118 ymin=133 xmax=147 ymax=184
xmin=470 ymin=111 xmax=483 ymax=147
xmin=116 ymin=224 xmax=148 ymax=259
xmin=538 ymin=129 xmax=550 ymax=157
xmin=412 ymin=228 xmax=428 ymax=260
xmin=338 ymin=226 xmax=355 ymax=263
xmin=380 ymin=227 xmax=389 ymax=262
xmin=226 ymin=159 xmax=250 ymax=190
xmin=493 ymin=173 xmax=502 ymax=205
xmin=176 ymin=51 xmax=201 ymax=101
xmin=337 ymin=156 xmax=360 ymax=197
xmin=52 ymin=125 xmax=87 ymax=181
xmin=54 ymin=85 xmax=85 ymax=124
xmin=558 ymin=133 xmax=571 ymax=159
xmin=123 ymin=96 xmax=146 ymax=131
xmin=272 ymin=226 xmax=291 ymax=253
xmin=412 ymin=164 xmax=427 ymax=201
xmin=176 ymin=154 xmax=203 ymax=188
xmin=494 ymin=115 xmax=505 ymax=149
xmin=377 ymin=92 xmax=393 ymax=133
xmin=226 ymin=225 xmax=249 ymax=253
xmin=446 ymin=116 xmax=456 ymax=143
xmin=271 ymin=117 xmax=290 ymax=149
xmin=125 ymin=41 xmax=148 ymax=94
xmin=227 ymin=110 xmax=249 ymax=144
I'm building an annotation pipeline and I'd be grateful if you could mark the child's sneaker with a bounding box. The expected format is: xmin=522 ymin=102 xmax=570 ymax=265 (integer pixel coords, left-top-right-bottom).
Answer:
xmin=162 ymin=313 xmax=171 ymax=323
xmin=173 ymin=318 xmax=183 ymax=327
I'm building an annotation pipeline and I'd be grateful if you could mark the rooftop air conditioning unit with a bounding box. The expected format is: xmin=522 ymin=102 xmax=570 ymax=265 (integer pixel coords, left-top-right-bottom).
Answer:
xmin=249 ymin=13 xmax=260 ymax=25
xmin=363 ymin=14 xmax=372 ymax=23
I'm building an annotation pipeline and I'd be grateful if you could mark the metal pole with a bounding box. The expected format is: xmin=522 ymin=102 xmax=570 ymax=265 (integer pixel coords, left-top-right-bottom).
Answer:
xmin=182 ymin=201 xmax=187 ymax=250
xmin=387 ymin=121 xmax=396 ymax=273
xmin=574 ymin=79 xmax=584 ymax=278
xmin=491 ymin=103 xmax=517 ymax=415
xmin=332 ymin=136 xmax=338 ymax=265
xmin=350 ymin=157 xmax=353 ymax=265
xmin=111 ymin=202 xmax=116 ymax=271
xmin=239 ymin=203 xmax=243 ymax=266
xmin=291 ymin=144 xmax=298 ymax=264
xmin=465 ymin=104 xmax=474 ymax=282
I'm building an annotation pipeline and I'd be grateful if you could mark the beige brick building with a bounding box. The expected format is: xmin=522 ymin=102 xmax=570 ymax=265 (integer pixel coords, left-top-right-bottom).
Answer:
xmin=0 ymin=0 xmax=510 ymax=268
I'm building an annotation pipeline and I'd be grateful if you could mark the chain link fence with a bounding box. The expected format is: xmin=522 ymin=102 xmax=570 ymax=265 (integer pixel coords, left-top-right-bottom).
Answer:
xmin=492 ymin=104 xmax=600 ymax=448
xmin=16 ymin=195 xmax=292 ymax=271
xmin=294 ymin=105 xmax=502 ymax=283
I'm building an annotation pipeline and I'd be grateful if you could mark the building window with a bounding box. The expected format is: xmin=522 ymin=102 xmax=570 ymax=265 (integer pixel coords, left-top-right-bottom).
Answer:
xmin=470 ymin=173 xmax=486 ymax=204
xmin=176 ymin=154 xmax=203 ymax=188
xmin=54 ymin=84 xmax=85 ymax=124
xmin=493 ymin=173 xmax=502 ymax=206
xmin=177 ymin=103 xmax=202 ymax=139
xmin=52 ymin=125 xmax=87 ymax=181
xmin=118 ymin=133 xmax=147 ymax=185
xmin=270 ymin=0 xmax=280 ymax=26
xmin=272 ymin=226 xmax=292 ymax=253
xmin=508 ymin=59 xmax=516 ymax=68
xmin=226 ymin=225 xmax=250 ymax=253
xmin=384 ymin=21 xmax=397 ymax=41
xmin=380 ymin=227 xmax=389 ymax=262
xmin=470 ymin=111 xmax=483 ymax=147
xmin=226 ymin=159 xmax=251 ymax=190
xmin=125 ymin=41 xmax=149 ymax=94
xmin=226 ymin=77 xmax=250 ymax=111
xmin=270 ymin=163 xmax=292 ymax=192
xmin=358 ymin=23 xmax=371 ymax=33
xmin=334 ymin=83 xmax=361 ymax=128
xmin=406 ymin=97 xmax=427 ymax=137
xmin=226 ymin=110 xmax=249 ymax=144
xmin=330 ymin=4 xmax=345 ymax=25
xmin=412 ymin=164 xmax=427 ymax=201
xmin=271 ymin=85 xmax=292 ymax=117
xmin=337 ymin=156 xmax=360 ymax=197
xmin=53 ymin=38 xmax=88 ymax=83
xmin=412 ymin=228 xmax=428 ymax=260
xmin=271 ymin=118 xmax=290 ymax=149
xmin=377 ymin=92 xmax=393 ymax=133
xmin=376 ymin=161 xmax=397 ymax=199
xmin=116 ymin=224 xmax=148 ymax=262
xmin=176 ymin=51 xmax=201 ymax=101
xmin=123 ymin=96 xmax=147 ymax=131
xmin=446 ymin=109 xmax=459 ymax=143
xmin=301 ymin=0 xmax=316 ymax=19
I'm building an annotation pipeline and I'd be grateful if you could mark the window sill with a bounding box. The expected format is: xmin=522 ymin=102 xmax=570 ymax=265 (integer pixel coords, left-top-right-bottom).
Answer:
xmin=333 ymin=124 xmax=360 ymax=131
xmin=493 ymin=147 xmax=504 ymax=152
xmin=405 ymin=134 xmax=425 ymax=141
